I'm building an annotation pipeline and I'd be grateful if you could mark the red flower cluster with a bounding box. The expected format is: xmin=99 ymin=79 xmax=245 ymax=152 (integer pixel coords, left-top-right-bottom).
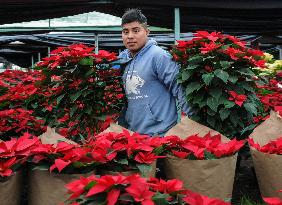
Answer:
xmin=249 ymin=137 xmax=282 ymax=154
xmin=29 ymin=130 xmax=166 ymax=174
xmin=0 ymin=133 xmax=40 ymax=177
xmin=36 ymin=44 xmax=117 ymax=70
xmin=0 ymin=108 xmax=46 ymax=140
xmin=257 ymin=78 xmax=282 ymax=116
xmin=65 ymin=173 xmax=230 ymax=205
xmin=91 ymin=130 xmax=167 ymax=172
xmin=164 ymin=133 xmax=244 ymax=159
xmin=173 ymin=31 xmax=265 ymax=68
xmin=228 ymin=91 xmax=247 ymax=107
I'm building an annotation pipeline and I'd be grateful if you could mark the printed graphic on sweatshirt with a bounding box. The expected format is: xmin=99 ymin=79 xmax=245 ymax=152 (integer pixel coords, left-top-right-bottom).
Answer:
xmin=125 ymin=75 xmax=145 ymax=95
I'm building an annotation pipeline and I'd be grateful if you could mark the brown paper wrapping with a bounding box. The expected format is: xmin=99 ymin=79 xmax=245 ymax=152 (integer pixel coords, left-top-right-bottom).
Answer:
xmin=99 ymin=123 xmax=132 ymax=135
xmin=250 ymin=110 xmax=282 ymax=198
xmin=165 ymin=116 xmax=229 ymax=142
xmin=250 ymin=111 xmax=282 ymax=146
xmin=164 ymin=155 xmax=237 ymax=200
xmin=39 ymin=126 xmax=77 ymax=145
xmin=0 ymin=172 xmax=22 ymax=205
xmin=251 ymin=148 xmax=282 ymax=198
xmin=164 ymin=116 xmax=237 ymax=200
xmin=28 ymin=170 xmax=94 ymax=205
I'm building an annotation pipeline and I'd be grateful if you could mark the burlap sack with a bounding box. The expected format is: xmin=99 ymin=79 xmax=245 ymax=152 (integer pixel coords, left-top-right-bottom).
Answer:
xmin=164 ymin=154 xmax=237 ymax=200
xmin=165 ymin=116 xmax=229 ymax=142
xmin=99 ymin=123 xmax=132 ymax=134
xmin=164 ymin=116 xmax=237 ymax=200
xmin=28 ymin=170 xmax=94 ymax=205
xmin=251 ymin=148 xmax=282 ymax=198
xmin=250 ymin=110 xmax=282 ymax=198
xmin=39 ymin=126 xmax=77 ymax=145
xmin=0 ymin=172 xmax=22 ymax=205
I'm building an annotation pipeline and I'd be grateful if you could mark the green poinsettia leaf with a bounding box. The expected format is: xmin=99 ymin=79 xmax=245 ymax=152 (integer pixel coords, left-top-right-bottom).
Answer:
xmin=228 ymin=75 xmax=238 ymax=83
xmin=202 ymin=73 xmax=214 ymax=85
xmin=207 ymin=97 xmax=219 ymax=112
xmin=137 ymin=164 xmax=153 ymax=178
xmin=79 ymin=57 xmax=94 ymax=66
xmin=152 ymin=192 xmax=170 ymax=205
xmin=70 ymin=90 xmax=83 ymax=102
xmin=219 ymin=108 xmax=231 ymax=121
xmin=208 ymin=88 xmax=222 ymax=102
xmin=56 ymin=93 xmax=65 ymax=105
xmin=185 ymin=82 xmax=202 ymax=95
xmin=243 ymin=103 xmax=257 ymax=115
xmin=214 ymin=69 xmax=229 ymax=83
xmin=220 ymin=61 xmax=232 ymax=69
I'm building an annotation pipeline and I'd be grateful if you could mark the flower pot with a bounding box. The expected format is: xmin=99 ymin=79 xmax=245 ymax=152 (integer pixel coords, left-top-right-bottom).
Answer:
xmin=164 ymin=154 xmax=237 ymax=200
xmin=28 ymin=169 xmax=94 ymax=205
xmin=251 ymin=148 xmax=282 ymax=198
xmin=0 ymin=172 xmax=22 ymax=205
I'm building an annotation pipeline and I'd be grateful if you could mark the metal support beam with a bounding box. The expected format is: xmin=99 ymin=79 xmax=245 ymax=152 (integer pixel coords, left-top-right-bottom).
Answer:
xmin=31 ymin=55 xmax=34 ymax=68
xmin=174 ymin=8 xmax=180 ymax=44
xmin=48 ymin=47 xmax=51 ymax=57
xmin=278 ymin=46 xmax=282 ymax=60
xmin=38 ymin=52 xmax=41 ymax=62
xmin=95 ymin=34 xmax=99 ymax=54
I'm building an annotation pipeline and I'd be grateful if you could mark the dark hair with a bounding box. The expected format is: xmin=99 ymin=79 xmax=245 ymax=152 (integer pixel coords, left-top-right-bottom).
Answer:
xmin=121 ymin=9 xmax=147 ymax=26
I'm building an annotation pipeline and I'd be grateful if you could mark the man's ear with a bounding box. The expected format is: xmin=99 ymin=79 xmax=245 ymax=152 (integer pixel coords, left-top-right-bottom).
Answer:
xmin=146 ymin=28 xmax=150 ymax=36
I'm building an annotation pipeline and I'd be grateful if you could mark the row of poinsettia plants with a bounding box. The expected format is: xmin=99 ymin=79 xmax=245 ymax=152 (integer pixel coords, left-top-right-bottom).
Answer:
xmin=1 ymin=130 xmax=245 ymax=177
xmin=0 ymin=32 xmax=281 ymax=143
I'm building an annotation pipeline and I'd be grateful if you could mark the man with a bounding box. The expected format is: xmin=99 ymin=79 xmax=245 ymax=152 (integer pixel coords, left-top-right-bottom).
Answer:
xmin=118 ymin=9 xmax=192 ymax=136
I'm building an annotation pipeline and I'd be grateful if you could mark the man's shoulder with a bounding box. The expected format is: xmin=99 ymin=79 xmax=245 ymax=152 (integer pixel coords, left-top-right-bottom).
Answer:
xmin=148 ymin=44 xmax=172 ymax=58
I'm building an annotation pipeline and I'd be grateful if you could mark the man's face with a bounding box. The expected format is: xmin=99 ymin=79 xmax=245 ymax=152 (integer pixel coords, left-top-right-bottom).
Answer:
xmin=122 ymin=21 xmax=149 ymax=56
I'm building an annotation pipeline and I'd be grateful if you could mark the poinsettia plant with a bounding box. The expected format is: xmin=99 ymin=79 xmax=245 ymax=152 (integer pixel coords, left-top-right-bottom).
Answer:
xmin=256 ymin=76 xmax=282 ymax=118
xmin=0 ymin=133 xmax=40 ymax=177
xmin=0 ymin=108 xmax=46 ymax=141
xmin=91 ymin=130 xmax=167 ymax=176
xmin=35 ymin=44 xmax=125 ymax=142
xmin=163 ymin=133 xmax=244 ymax=159
xmin=248 ymin=137 xmax=282 ymax=154
xmin=29 ymin=140 xmax=99 ymax=174
xmin=64 ymin=173 xmax=230 ymax=205
xmin=171 ymin=31 xmax=265 ymax=138
xmin=0 ymin=70 xmax=47 ymax=140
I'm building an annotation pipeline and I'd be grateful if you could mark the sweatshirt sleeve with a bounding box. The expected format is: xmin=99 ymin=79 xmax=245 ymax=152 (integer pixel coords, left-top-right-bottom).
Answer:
xmin=154 ymin=51 xmax=194 ymax=116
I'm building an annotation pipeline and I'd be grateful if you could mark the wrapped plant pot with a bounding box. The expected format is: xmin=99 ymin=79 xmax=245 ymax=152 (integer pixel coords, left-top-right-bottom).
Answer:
xmin=28 ymin=170 xmax=93 ymax=205
xmin=164 ymin=154 xmax=237 ymax=200
xmin=0 ymin=172 xmax=22 ymax=205
xmin=249 ymin=110 xmax=282 ymax=198
xmin=163 ymin=116 xmax=243 ymax=200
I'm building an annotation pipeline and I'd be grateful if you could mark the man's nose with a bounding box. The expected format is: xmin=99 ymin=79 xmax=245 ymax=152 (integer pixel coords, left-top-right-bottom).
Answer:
xmin=127 ymin=32 xmax=134 ymax=39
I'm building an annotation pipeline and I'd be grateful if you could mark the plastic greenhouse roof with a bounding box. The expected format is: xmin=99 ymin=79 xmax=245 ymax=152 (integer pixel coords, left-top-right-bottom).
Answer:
xmin=0 ymin=11 xmax=171 ymax=33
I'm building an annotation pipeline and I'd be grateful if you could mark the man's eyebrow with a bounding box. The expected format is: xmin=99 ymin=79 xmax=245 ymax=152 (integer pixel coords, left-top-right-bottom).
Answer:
xmin=122 ymin=27 xmax=141 ymax=31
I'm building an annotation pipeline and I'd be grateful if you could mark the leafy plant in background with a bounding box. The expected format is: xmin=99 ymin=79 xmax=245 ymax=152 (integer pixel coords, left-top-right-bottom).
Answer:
xmin=171 ymin=31 xmax=266 ymax=138
xmin=35 ymin=44 xmax=125 ymax=142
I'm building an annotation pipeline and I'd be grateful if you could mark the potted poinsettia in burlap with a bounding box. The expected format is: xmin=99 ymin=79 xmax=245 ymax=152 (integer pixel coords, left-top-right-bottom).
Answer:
xmin=171 ymin=31 xmax=266 ymax=138
xmin=0 ymin=133 xmax=40 ymax=205
xmin=162 ymin=133 xmax=244 ymax=200
xmin=35 ymin=44 xmax=125 ymax=142
xmin=28 ymin=139 xmax=100 ymax=205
